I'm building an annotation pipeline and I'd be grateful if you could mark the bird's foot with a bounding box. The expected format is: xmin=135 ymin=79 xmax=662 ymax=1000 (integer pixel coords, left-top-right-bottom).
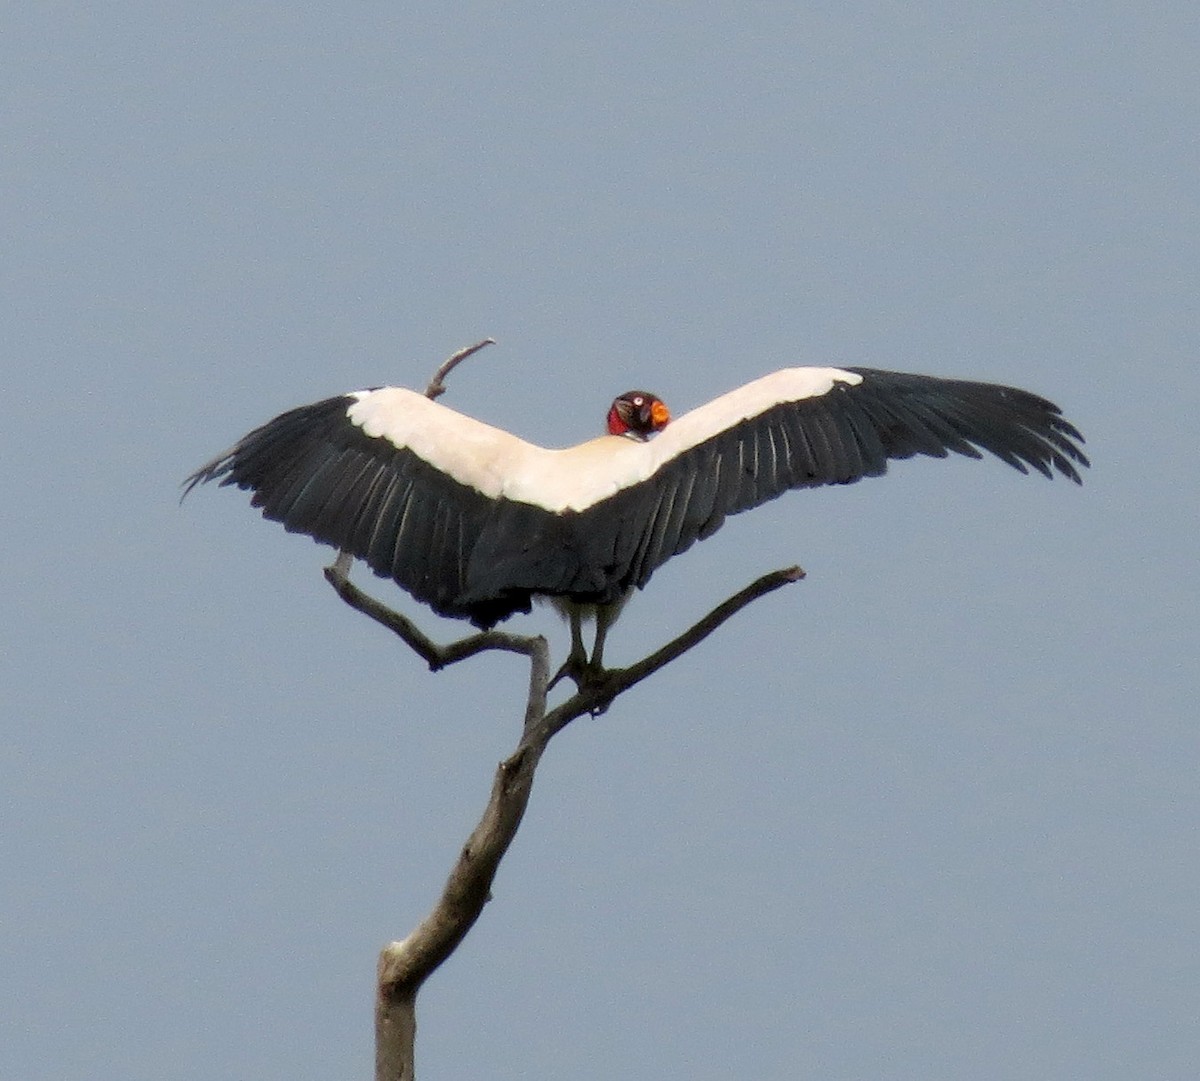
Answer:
xmin=547 ymin=651 xmax=611 ymax=696
xmin=546 ymin=659 xmax=573 ymax=692
xmin=547 ymin=644 xmax=586 ymax=692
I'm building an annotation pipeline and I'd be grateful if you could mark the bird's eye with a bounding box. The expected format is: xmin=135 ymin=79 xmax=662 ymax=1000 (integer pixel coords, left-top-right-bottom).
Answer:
xmin=631 ymin=396 xmax=644 ymax=406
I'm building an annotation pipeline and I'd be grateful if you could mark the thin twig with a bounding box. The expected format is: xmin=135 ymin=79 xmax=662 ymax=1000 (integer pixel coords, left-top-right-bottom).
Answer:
xmin=604 ymin=566 xmax=803 ymax=692
xmin=323 ymin=564 xmax=539 ymax=669
xmin=423 ymin=338 xmax=496 ymax=400
xmin=538 ymin=565 xmax=805 ymax=735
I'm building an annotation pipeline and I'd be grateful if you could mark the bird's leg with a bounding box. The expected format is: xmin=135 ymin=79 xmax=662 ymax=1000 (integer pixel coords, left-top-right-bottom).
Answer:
xmin=548 ymin=608 xmax=589 ymax=691
xmin=569 ymin=608 xmax=587 ymax=666
xmin=589 ymin=604 xmax=614 ymax=672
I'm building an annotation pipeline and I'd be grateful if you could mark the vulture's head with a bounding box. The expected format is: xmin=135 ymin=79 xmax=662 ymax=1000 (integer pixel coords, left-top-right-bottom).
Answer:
xmin=606 ymin=391 xmax=671 ymax=441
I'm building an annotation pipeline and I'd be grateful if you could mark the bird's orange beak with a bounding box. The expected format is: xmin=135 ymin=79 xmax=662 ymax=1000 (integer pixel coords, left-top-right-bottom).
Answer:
xmin=650 ymin=400 xmax=671 ymax=430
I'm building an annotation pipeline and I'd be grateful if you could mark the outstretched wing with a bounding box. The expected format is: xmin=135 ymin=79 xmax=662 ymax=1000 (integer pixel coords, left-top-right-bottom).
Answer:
xmin=555 ymin=367 xmax=1088 ymax=596
xmin=185 ymin=367 xmax=1087 ymax=622
xmin=183 ymin=389 xmax=555 ymax=626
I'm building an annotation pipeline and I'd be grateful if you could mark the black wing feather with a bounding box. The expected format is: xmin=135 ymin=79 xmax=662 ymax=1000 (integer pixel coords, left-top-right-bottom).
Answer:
xmin=183 ymin=396 xmax=518 ymax=626
xmin=186 ymin=369 xmax=1088 ymax=623
xmin=567 ymin=368 xmax=1088 ymax=600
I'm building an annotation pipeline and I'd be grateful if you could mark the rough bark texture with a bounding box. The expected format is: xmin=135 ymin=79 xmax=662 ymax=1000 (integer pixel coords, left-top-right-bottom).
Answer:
xmin=374 ymin=983 xmax=416 ymax=1081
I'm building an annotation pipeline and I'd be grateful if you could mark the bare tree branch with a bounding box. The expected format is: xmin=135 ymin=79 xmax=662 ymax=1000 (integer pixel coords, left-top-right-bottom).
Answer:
xmin=334 ymin=560 xmax=804 ymax=1081
xmin=323 ymin=565 xmax=541 ymax=669
xmin=423 ymin=338 xmax=496 ymax=400
xmin=543 ymin=565 xmax=806 ymax=725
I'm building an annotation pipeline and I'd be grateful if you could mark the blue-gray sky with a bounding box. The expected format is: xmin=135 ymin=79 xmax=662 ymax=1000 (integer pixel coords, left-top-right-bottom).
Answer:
xmin=4 ymin=5 xmax=1196 ymax=1079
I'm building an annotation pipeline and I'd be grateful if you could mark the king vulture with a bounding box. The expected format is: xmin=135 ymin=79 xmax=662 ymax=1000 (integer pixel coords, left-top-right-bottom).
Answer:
xmin=184 ymin=366 xmax=1087 ymax=665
